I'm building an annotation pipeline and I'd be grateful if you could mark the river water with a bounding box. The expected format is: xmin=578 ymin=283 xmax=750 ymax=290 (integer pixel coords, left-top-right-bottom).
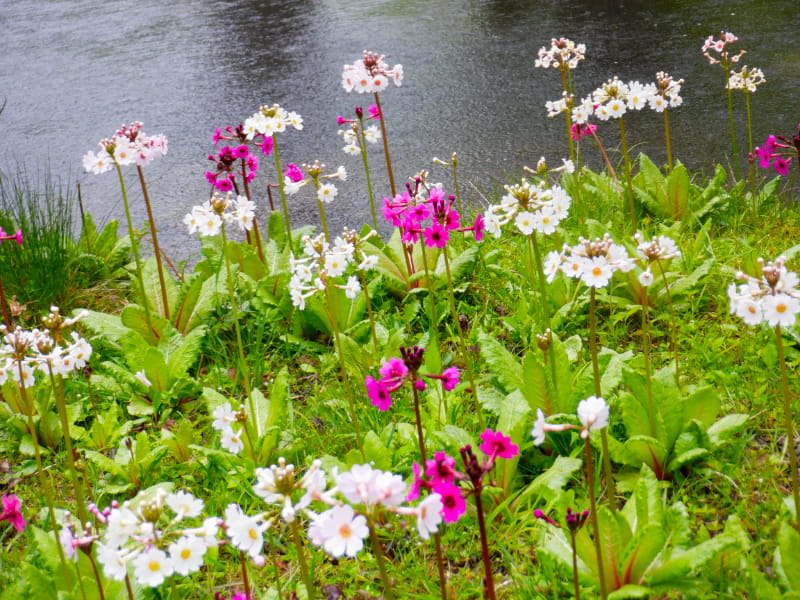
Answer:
xmin=1 ymin=0 xmax=798 ymax=259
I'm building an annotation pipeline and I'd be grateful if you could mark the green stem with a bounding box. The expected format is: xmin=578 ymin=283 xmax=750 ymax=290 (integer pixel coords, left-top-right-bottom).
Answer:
xmin=17 ymin=361 xmax=71 ymax=583
xmin=87 ymin=551 xmax=106 ymax=600
xmin=655 ymin=259 xmax=680 ymax=388
xmin=744 ymin=90 xmax=755 ymax=185
xmin=433 ymin=533 xmax=450 ymax=600
xmin=529 ymin=234 xmax=560 ymax=403
xmin=291 ymin=520 xmax=316 ymax=600
xmin=663 ymin=108 xmax=673 ymax=172
xmin=239 ymin=551 xmax=252 ymax=600
xmin=136 ymin=165 xmax=170 ymax=320
xmin=411 ymin=379 xmax=428 ymax=464
xmin=776 ymin=325 xmax=800 ymax=528
xmin=358 ymin=116 xmax=378 ymax=230
xmin=115 ymin=164 xmax=154 ymax=334
xmin=585 ymin=438 xmax=608 ymax=600
xmin=312 ymin=180 xmax=330 ymax=242
xmin=368 ymin=521 xmax=396 ymax=600
xmin=373 ymin=92 xmax=396 ymax=197
xmin=617 ymin=117 xmax=636 ymax=232
xmin=124 ymin=575 xmax=135 ymax=600
xmin=724 ymin=63 xmax=740 ymax=178
xmin=442 ymin=249 xmax=482 ymax=429
xmin=49 ymin=367 xmax=89 ymax=524
xmin=220 ymin=224 xmax=259 ymax=462
xmin=589 ymin=288 xmax=616 ymax=506
xmin=569 ymin=529 xmax=582 ymax=600
xmin=357 ymin=268 xmax=379 ymax=353
xmin=561 ymin=69 xmax=575 ymax=162
xmin=641 ymin=294 xmax=656 ymax=438
xmin=324 ymin=284 xmax=365 ymax=460
xmin=273 ymin=135 xmax=293 ymax=246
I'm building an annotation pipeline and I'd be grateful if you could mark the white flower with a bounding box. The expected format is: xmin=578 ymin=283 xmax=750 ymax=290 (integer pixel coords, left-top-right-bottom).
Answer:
xmin=531 ymin=409 xmax=548 ymax=446
xmin=514 ymin=211 xmax=536 ymax=236
xmin=577 ymin=396 xmax=609 ymax=437
xmin=166 ymin=491 xmax=203 ymax=519
xmin=342 ymin=275 xmax=361 ymax=299
xmin=372 ymin=471 xmax=407 ymax=507
xmin=96 ymin=543 xmax=130 ymax=581
xmin=580 ymin=256 xmax=614 ymax=288
xmin=211 ymin=403 xmax=238 ymax=432
xmin=638 ymin=269 xmax=655 ymax=287
xmin=83 ymin=150 xmax=113 ymax=175
xmin=315 ymin=504 xmax=369 ymax=558
xmin=337 ymin=464 xmax=378 ymax=505
xmin=253 ymin=467 xmax=280 ymax=503
xmin=324 ymin=252 xmax=348 ymax=277
xmin=225 ymin=504 xmax=268 ymax=558
xmin=219 ymin=427 xmax=244 ymax=454
xmin=358 ymin=254 xmax=378 ymax=271
xmin=763 ymin=294 xmax=800 ymax=327
xmin=336 ymin=165 xmax=348 ymax=180
xmin=105 ymin=506 xmax=141 ymax=548
xmin=416 ymin=493 xmax=444 ymax=540
xmin=317 ymin=183 xmax=338 ymax=203
xmin=168 ymin=535 xmax=207 ymax=576
xmin=133 ymin=547 xmax=174 ymax=587
xmin=364 ymin=125 xmax=381 ymax=143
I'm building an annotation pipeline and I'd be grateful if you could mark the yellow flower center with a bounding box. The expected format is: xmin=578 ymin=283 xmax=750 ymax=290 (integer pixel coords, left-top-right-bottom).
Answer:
xmin=148 ymin=561 xmax=161 ymax=572
xmin=339 ymin=524 xmax=352 ymax=539
xmin=248 ymin=528 xmax=258 ymax=540
xmin=180 ymin=548 xmax=192 ymax=560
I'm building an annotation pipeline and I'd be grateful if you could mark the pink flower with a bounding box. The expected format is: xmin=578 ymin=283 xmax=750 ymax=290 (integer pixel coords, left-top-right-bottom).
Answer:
xmin=368 ymin=104 xmax=381 ymax=119
xmin=473 ymin=214 xmax=485 ymax=242
xmin=774 ymin=157 xmax=790 ymax=175
xmin=0 ymin=493 xmax=26 ymax=532
xmin=478 ymin=429 xmax=519 ymax=460
xmin=284 ymin=163 xmax=304 ymax=183
xmin=378 ymin=357 xmax=408 ymax=381
xmin=406 ymin=461 xmax=430 ymax=501
xmin=422 ymin=222 xmax=449 ymax=248
xmin=365 ymin=376 xmax=392 ymax=411
xmin=433 ymin=481 xmax=465 ymax=523
xmin=440 ymin=367 xmax=460 ymax=391
xmin=425 ymin=451 xmax=459 ymax=485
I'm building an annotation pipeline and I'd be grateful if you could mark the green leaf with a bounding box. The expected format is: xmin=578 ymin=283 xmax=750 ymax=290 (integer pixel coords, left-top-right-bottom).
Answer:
xmin=621 ymin=524 xmax=667 ymax=586
xmin=706 ymin=413 xmax=748 ymax=447
xmin=477 ymin=330 xmax=524 ymax=394
xmin=682 ymin=386 xmax=719 ymax=428
xmin=775 ymin=520 xmax=800 ymax=590
xmin=166 ymin=325 xmax=206 ymax=380
xmin=140 ymin=256 xmax=178 ymax=319
xmin=623 ymin=436 xmax=667 ymax=475
xmin=608 ymin=585 xmax=653 ymax=599
xmin=518 ymin=456 xmax=582 ymax=503
xmin=362 ymin=430 xmax=392 ymax=471
xmin=645 ymin=533 xmax=738 ymax=586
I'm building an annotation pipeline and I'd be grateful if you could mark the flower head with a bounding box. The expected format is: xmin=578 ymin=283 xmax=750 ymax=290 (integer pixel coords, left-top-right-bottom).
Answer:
xmin=0 ymin=494 xmax=25 ymax=532
xmin=577 ymin=396 xmax=609 ymax=438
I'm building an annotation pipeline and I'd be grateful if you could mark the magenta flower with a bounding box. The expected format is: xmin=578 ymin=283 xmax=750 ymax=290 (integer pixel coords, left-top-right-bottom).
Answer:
xmin=440 ymin=367 xmax=460 ymax=391
xmin=378 ymin=357 xmax=409 ymax=382
xmin=0 ymin=493 xmax=26 ymax=532
xmin=425 ymin=451 xmax=459 ymax=485
xmin=423 ymin=222 xmax=449 ymax=248
xmin=473 ymin=214 xmax=485 ymax=242
xmin=478 ymin=429 xmax=519 ymax=460
xmin=406 ymin=461 xmax=431 ymax=501
xmin=284 ymin=162 xmax=304 ymax=183
xmin=366 ymin=376 xmax=393 ymax=411
xmin=0 ymin=228 xmax=23 ymax=245
xmin=434 ymin=481 xmax=466 ymax=523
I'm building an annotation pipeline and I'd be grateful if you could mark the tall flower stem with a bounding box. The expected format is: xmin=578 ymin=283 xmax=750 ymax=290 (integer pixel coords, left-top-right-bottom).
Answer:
xmin=442 ymin=250 xmax=481 ymax=428
xmin=357 ymin=115 xmax=378 ymax=230
xmin=17 ymin=361 xmax=71 ymax=583
xmin=220 ymin=224 xmax=259 ymax=462
xmin=135 ymin=166 xmax=170 ymax=320
xmin=240 ymin=165 xmax=266 ymax=263
xmin=368 ymin=521 xmax=396 ymax=600
xmin=584 ymin=438 xmax=608 ymax=600
xmin=569 ymin=528 xmax=582 ymax=600
xmin=663 ymin=108 xmax=674 ymax=172
xmin=411 ymin=380 xmax=428 ymax=463
xmin=419 ymin=243 xmax=440 ymax=344
xmin=561 ymin=70 xmax=575 ymax=162
xmin=313 ymin=182 xmax=331 ymax=242
xmin=373 ymin=92 xmax=396 ymax=196
xmin=115 ymin=165 xmax=154 ymax=333
xmin=473 ymin=487 xmax=497 ymax=600
xmin=617 ymin=117 xmax=636 ymax=232
xmin=655 ymin=259 xmax=681 ymax=388
xmin=530 ymin=234 xmax=560 ymax=401
xmin=775 ymin=325 xmax=800 ymax=528
xmin=744 ymin=90 xmax=755 ymax=183
xmin=291 ymin=520 xmax=316 ymax=600
xmin=724 ymin=63 xmax=740 ymax=178
xmin=272 ymin=135 xmax=293 ymax=246
xmin=48 ymin=367 xmax=89 ymax=525
xmin=324 ymin=284 xmax=365 ymax=460
xmin=640 ymin=293 xmax=656 ymax=439
xmin=87 ymin=551 xmax=106 ymax=600
xmin=588 ymin=288 xmax=616 ymax=506
xmin=239 ymin=551 xmax=252 ymax=600
xmin=124 ymin=575 xmax=135 ymax=600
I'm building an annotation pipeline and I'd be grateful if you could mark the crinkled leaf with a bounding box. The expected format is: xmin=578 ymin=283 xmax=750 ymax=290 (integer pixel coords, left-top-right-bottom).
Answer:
xmin=707 ymin=413 xmax=748 ymax=447
xmin=477 ymin=329 xmax=524 ymax=394
xmin=775 ymin=520 xmax=800 ymax=591
xmin=645 ymin=533 xmax=738 ymax=586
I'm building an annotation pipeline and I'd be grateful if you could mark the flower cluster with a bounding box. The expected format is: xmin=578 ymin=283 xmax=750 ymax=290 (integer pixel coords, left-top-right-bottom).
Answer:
xmin=753 ymin=125 xmax=800 ymax=176
xmin=383 ymin=175 xmax=483 ymax=246
xmin=308 ymin=463 xmax=444 ymax=556
xmin=484 ymin=162 xmax=572 ymax=238
xmin=545 ymin=233 xmax=635 ymax=288
xmin=337 ymin=105 xmax=382 ymax=155
xmin=728 ymin=256 xmax=800 ymax=327
xmin=184 ymin=191 xmax=256 ymax=237
xmin=408 ymin=451 xmax=465 ymax=524
xmin=282 ymin=160 xmax=347 ymax=202
xmin=242 ymin=103 xmax=304 ymax=140
xmin=365 ymin=345 xmax=460 ymax=411
xmin=633 ymin=232 xmax=681 ymax=287
xmin=253 ymin=457 xmax=327 ymax=523
xmin=0 ymin=307 xmax=92 ymax=388
xmin=0 ymin=493 xmax=25 ymax=532
xmin=534 ymin=37 xmax=586 ymax=70
xmin=205 ymin=134 xmax=260 ymax=193
xmin=83 ymin=122 xmax=168 ymax=174
xmin=89 ymin=489 xmax=221 ymax=587
xmin=288 ymin=228 xmax=378 ymax=310
xmin=342 ymin=50 xmax=403 ymax=93
xmin=532 ymin=396 xmax=610 ymax=445
xmin=701 ymin=31 xmax=746 ymax=66
xmin=650 ymin=71 xmax=685 ymax=112
xmin=727 ymin=65 xmax=766 ymax=92
xmin=211 ymin=402 xmax=246 ymax=454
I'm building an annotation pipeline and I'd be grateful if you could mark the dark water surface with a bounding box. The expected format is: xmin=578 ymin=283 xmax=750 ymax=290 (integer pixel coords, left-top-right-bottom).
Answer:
xmin=1 ymin=0 xmax=798 ymax=259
